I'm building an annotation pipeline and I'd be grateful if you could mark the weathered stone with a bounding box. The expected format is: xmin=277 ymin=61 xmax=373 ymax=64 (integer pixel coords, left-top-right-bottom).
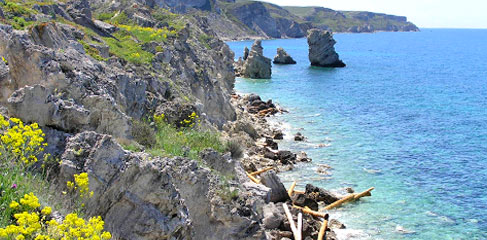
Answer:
xmin=278 ymin=150 xmax=296 ymax=164
xmin=294 ymin=132 xmax=305 ymax=141
xmin=329 ymin=219 xmax=346 ymax=229
xmin=292 ymin=193 xmax=319 ymax=211
xmin=260 ymin=170 xmax=290 ymax=202
xmin=305 ymin=184 xmax=340 ymax=204
xmin=273 ymin=47 xmax=296 ymax=64
xmin=239 ymin=40 xmax=272 ymax=79
xmin=262 ymin=203 xmax=284 ymax=229
xmin=307 ymin=29 xmax=345 ymax=67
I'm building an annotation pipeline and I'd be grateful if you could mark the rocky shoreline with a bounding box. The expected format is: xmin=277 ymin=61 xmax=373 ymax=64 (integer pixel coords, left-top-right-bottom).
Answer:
xmin=227 ymin=92 xmax=354 ymax=239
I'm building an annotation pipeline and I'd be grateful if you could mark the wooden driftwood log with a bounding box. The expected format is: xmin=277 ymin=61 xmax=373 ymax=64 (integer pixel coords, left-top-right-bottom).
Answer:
xmin=317 ymin=214 xmax=330 ymax=240
xmin=293 ymin=205 xmax=328 ymax=218
xmin=288 ymin=181 xmax=297 ymax=197
xmin=250 ymin=167 xmax=274 ymax=176
xmin=324 ymin=187 xmax=375 ymax=210
xmin=246 ymin=172 xmax=261 ymax=184
xmin=297 ymin=212 xmax=303 ymax=240
xmin=354 ymin=187 xmax=375 ymax=199
xmin=283 ymin=203 xmax=300 ymax=240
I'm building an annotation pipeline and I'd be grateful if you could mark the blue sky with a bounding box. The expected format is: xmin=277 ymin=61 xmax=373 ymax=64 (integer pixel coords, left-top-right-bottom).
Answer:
xmin=259 ymin=0 xmax=487 ymax=29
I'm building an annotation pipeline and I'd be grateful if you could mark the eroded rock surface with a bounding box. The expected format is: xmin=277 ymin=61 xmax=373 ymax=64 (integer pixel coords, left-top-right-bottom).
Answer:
xmin=236 ymin=40 xmax=272 ymax=79
xmin=273 ymin=47 xmax=296 ymax=64
xmin=307 ymin=29 xmax=346 ymax=68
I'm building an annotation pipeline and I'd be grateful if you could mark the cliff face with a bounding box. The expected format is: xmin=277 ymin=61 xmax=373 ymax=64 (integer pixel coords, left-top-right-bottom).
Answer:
xmin=210 ymin=1 xmax=419 ymax=40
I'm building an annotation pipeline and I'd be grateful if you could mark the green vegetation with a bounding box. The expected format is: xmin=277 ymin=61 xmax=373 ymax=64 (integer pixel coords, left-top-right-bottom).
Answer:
xmin=102 ymin=29 xmax=155 ymax=65
xmin=79 ymin=40 xmax=107 ymax=61
xmin=0 ymin=1 xmax=37 ymax=29
xmin=147 ymin=113 xmax=225 ymax=160
xmin=198 ymin=33 xmax=212 ymax=49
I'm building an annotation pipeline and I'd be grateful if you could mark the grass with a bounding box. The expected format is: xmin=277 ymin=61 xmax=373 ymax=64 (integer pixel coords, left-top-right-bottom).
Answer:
xmin=79 ymin=40 xmax=107 ymax=61
xmin=102 ymin=29 xmax=154 ymax=65
xmin=148 ymin=121 xmax=225 ymax=160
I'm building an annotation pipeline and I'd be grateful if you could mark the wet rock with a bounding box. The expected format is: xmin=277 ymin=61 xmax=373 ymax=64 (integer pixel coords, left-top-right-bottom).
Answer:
xmin=297 ymin=151 xmax=312 ymax=162
xmin=278 ymin=150 xmax=296 ymax=164
xmin=272 ymin=130 xmax=284 ymax=140
xmin=307 ymin=29 xmax=346 ymax=68
xmin=292 ymin=193 xmax=319 ymax=211
xmin=305 ymin=184 xmax=340 ymax=204
xmin=317 ymin=164 xmax=332 ymax=175
xmin=265 ymin=137 xmax=278 ymax=150
xmin=260 ymin=170 xmax=290 ymax=202
xmin=294 ymin=132 xmax=305 ymax=141
xmin=329 ymin=219 xmax=346 ymax=229
xmin=273 ymin=47 xmax=296 ymax=64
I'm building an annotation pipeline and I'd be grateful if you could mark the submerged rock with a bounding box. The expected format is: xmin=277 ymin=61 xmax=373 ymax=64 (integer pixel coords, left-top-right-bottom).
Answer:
xmin=307 ymin=29 xmax=346 ymax=68
xmin=237 ymin=40 xmax=272 ymax=79
xmin=273 ymin=47 xmax=296 ymax=64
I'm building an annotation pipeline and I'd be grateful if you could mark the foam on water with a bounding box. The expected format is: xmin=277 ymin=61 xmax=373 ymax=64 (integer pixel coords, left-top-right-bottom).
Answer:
xmin=228 ymin=29 xmax=487 ymax=239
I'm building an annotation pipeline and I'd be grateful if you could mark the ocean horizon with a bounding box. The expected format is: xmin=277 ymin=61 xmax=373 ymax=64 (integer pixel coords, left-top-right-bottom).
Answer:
xmin=228 ymin=28 xmax=487 ymax=239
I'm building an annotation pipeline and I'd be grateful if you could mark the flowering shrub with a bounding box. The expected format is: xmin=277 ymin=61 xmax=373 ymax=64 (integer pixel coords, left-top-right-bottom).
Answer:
xmin=179 ymin=112 xmax=200 ymax=129
xmin=0 ymin=116 xmax=47 ymax=167
xmin=0 ymin=192 xmax=112 ymax=240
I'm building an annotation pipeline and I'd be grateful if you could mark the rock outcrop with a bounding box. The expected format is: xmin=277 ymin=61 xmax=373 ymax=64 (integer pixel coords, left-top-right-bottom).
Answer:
xmin=236 ymin=40 xmax=272 ymax=79
xmin=59 ymin=131 xmax=269 ymax=240
xmin=307 ymin=29 xmax=346 ymax=68
xmin=273 ymin=48 xmax=296 ymax=64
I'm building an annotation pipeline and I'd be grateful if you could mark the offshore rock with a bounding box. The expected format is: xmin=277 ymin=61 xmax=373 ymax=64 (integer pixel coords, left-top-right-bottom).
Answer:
xmin=307 ymin=29 xmax=346 ymax=68
xmin=273 ymin=47 xmax=296 ymax=64
xmin=238 ymin=40 xmax=272 ymax=79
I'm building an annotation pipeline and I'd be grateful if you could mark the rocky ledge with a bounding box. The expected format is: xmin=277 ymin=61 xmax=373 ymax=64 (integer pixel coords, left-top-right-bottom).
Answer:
xmin=307 ymin=29 xmax=346 ymax=68
xmin=273 ymin=48 xmax=296 ymax=65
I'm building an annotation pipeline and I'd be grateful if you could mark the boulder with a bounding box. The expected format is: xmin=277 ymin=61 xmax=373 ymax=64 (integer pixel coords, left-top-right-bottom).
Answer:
xmin=262 ymin=203 xmax=285 ymax=229
xmin=291 ymin=193 xmax=319 ymax=211
xmin=240 ymin=40 xmax=272 ymax=79
xmin=260 ymin=170 xmax=290 ymax=202
xmin=305 ymin=184 xmax=340 ymax=205
xmin=307 ymin=29 xmax=345 ymax=68
xmin=273 ymin=47 xmax=296 ymax=64
xmin=294 ymin=132 xmax=305 ymax=141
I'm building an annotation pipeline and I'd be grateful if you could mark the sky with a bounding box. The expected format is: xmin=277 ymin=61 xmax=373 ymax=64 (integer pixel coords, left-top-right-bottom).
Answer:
xmin=258 ymin=0 xmax=487 ymax=29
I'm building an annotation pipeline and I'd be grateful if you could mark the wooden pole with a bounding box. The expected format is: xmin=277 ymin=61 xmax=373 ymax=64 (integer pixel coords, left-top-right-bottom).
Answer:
xmin=297 ymin=212 xmax=303 ymax=240
xmin=283 ymin=203 xmax=299 ymax=240
xmin=292 ymin=205 xmax=328 ymax=218
xmin=246 ymin=172 xmax=261 ymax=184
xmin=353 ymin=187 xmax=375 ymax=200
xmin=294 ymin=190 xmax=305 ymax=195
xmin=317 ymin=214 xmax=329 ymax=240
xmin=249 ymin=167 xmax=274 ymax=176
xmin=324 ymin=194 xmax=356 ymax=210
xmin=288 ymin=181 xmax=297 ymax=197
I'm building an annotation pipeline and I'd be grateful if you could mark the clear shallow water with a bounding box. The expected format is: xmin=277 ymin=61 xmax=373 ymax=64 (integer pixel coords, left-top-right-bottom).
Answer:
xmin=227 ymin=29 xmax=487 ymax=239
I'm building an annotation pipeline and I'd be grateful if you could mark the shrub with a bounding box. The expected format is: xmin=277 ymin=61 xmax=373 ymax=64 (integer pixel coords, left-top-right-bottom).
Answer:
xmin=131 ymin=119 xmax=156 ymax=148
xmin=225 ymin=140 xmax=244 ymax=159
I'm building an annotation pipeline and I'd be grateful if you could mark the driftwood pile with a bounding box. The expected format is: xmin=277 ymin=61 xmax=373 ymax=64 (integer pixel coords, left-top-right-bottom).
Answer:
xmin=247 ymin=167 xmax=375 ymax=240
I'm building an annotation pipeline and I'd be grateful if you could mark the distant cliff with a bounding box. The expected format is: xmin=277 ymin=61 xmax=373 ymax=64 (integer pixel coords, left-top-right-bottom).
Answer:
xmin=203 ymin=0 xmax=419 ymax=40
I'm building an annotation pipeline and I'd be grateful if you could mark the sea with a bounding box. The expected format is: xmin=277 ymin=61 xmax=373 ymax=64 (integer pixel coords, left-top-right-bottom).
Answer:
xmin=227 ymin=29 xmax=487 ymax=240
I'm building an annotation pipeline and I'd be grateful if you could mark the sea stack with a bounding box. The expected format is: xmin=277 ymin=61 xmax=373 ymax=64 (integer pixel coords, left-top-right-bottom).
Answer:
xmin=273 ymin=47 xmax=296 ymax=64
xmin=240 ymin=40 xmax=272 ymax=79
xmin=307 ymin=29 xmax=346 ymax=67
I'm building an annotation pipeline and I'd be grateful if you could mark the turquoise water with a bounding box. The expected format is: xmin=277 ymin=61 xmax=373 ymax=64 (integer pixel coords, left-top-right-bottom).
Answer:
xmin=227 ymin=29 xmax=487 ymax=239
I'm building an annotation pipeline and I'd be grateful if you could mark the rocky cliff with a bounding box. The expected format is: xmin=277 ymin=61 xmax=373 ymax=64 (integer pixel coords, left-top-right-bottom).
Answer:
xmin=211 ymin=0 xmax=419 ymax=40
